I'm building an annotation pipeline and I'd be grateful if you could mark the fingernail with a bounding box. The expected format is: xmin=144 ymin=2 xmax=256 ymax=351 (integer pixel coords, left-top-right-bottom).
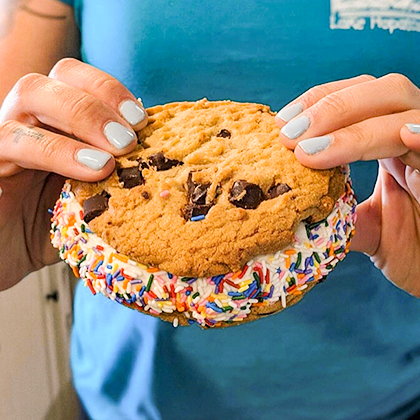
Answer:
xmin=77 ymin=149 xmax=112 ymax=171
xmin=119 ymin=100 xmax=147 ymax=126
xmin=0 ymin=186 xmax=2 ymax=198
xmin=281 ymin=115 xmax=310 ymax=139
xmin=406 ymin=124 xmax=420 ymax=134
xmin=298 ymin=135 xmax=331 ymax=155
xmin=104 ymin=121 xmax=136 ymax=149
xmin=276 ymin=103 xmax=303 ymax=122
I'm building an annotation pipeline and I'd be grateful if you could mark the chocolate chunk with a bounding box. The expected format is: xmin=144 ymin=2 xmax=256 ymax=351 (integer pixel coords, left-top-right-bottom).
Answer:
xmin=183 ymin=204 xmax=213 ymax=220
xmin=117 ymin=166 xmax=145 ymax=189
xmin=141 ymin=191 xmax=150 ymax=200
xmin=268 ymin=183 xmax=291 ymax=199
xmin=137 ymin=159 xmax=149 ymax=170
xmin=148 ymin=152 xmax=183 ymax=171
xmin=186 ymin=172 xmax=196 ymax=197
xmin=182 ymin=172 xmax=213 ymax=220
xmin=217 ymin=129 xmax=231 ymax=138
xmin=229 ymin=180 xmax=264 ymax=209
xmin=83 ymin=191 xmax=110 ymax=223
xmin=191 ymin=184 xmax=208 ymax=205
xmin=187 ymin=173 xmax=210 ymax=205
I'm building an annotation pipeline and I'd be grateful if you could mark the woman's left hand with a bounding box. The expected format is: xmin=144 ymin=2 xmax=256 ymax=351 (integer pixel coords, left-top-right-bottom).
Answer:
xmin=276 ymin=73 xmax=420 ymax=296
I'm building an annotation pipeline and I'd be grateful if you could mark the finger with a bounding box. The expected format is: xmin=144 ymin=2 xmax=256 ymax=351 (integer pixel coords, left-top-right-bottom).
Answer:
xmin=292 ymin=109 xmax=420 ymax=169
xmin=350 ymin=168 xmax=411 ymax=256
xmin=49 ymin=58 xmax=148 ymax=130
xmin=275 ymin=74 xmax=376 ymax=124
xmin=349 ymin=199 xmax=381 ymax=255
xmin=405 ymin=166 xmax=420 ymax=204
xmin=379 ymin=158 xmax=420 ymax=204
xmin=278 ymin=73 xmax=420 ymax=150
xmin=2 ymin=73 xmax=138 ymax=156
xmin=349 ymin=167 xmax=384 ymax=255
xmin=0 ymin=121 xmax=115 ymax=180
xmin=397 ymin=124 xmax=420 ymax=170
xmin=379 ymin=158 xmax=409 ymax=191
xmin=400 ymin=123 xmax=420 ymax=153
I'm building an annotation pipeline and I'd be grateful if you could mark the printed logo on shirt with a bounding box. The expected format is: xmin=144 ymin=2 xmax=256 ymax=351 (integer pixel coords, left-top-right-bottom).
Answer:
xmin=330 ymin=0 xmax=420 ymax=33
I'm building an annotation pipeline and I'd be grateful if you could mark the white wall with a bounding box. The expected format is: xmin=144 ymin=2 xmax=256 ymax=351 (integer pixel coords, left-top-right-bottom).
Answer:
xmin=0 ymin=263 xmax=79 ymax=420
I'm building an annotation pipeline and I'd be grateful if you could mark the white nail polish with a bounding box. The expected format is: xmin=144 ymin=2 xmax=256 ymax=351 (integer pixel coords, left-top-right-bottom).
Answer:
xmin=77 ymin=149 xmax=112 ymax=171
xmin=104 ymin=121 xmax=136 ymax=149
xmin=298 ymin=135 xmax=331 ymax=155
xmin=276 ymin=103 xmax=304 ymax=122
xmin=281 ymin=115 xmax=310 ymax=139
xmin=119 ymin=100 xmax=147 ymax=126
xmin=406 ymin=124 xmax=420 ymax=134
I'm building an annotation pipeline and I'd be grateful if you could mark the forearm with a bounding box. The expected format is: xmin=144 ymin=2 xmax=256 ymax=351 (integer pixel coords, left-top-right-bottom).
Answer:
xmin=0 ymin=0 xmax=79 ymax=103
xmin=0 ymin=0 xmax=79 ymax=289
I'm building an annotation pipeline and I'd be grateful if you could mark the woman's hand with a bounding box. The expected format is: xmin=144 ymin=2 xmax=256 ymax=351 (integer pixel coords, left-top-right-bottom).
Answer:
xmin=0 ymin=58 xmax=148 ymax=290
xmin=276 ymin=74 xmax=420 ymax=297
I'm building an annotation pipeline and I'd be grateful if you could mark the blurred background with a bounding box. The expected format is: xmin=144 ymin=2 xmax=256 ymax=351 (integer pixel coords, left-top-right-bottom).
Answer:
xmin=0 ymin=264 xmax=80 ymax=420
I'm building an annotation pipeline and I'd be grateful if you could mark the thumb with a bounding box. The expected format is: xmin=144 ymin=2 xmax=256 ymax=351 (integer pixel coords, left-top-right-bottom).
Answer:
xmin=349 ymin=198 xmax=381 ymax=256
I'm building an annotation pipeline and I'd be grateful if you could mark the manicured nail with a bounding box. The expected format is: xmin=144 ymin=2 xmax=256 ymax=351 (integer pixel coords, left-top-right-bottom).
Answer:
xmin=298 ymin=135 xmax=331 ymax=155
xmin=281 ymin=115 xmax=310 ymax=139
xmin=119 ymin=100 xmax=147 ymax=126
xmin=406 ymin=124 xmax=420 ymax=134
xmin=104 ymin=121 xmax=136 ymax=149
xmin=77 ymin=149 xmax=112 ymax=171
xmin=276 ymin=103 xmax=303 ymax=122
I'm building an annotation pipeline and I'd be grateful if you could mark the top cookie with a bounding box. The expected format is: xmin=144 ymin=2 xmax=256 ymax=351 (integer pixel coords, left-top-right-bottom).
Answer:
xmin=70 ymin=99 xmax=344 ymax=277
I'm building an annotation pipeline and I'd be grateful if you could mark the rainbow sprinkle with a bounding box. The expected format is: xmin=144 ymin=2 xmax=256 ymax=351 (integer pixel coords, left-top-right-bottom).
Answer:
xmin=50 ymin=168 xmax=357 ymax=328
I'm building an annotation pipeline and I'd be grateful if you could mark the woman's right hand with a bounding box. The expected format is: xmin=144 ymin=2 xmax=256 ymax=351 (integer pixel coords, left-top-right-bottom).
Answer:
xmin=0 ymin=58 xmax=148 ymax=290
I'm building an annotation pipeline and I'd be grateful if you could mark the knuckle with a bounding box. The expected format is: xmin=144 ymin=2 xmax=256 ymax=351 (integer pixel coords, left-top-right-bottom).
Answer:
xmin=346 ymin=123 xmax=365 ymax=141
xmin=68 ymin=94 xmax=102 ymax=121
xmin=0 ymin=120 xmax=17 ymax=140
xmin=383 ymin=73 xmax=415 ymax=93
xmin=343 ymin=124 xmax=371 ymax=160
xmin=302 ymin=85 xmax=329 ymax=106
xmin=12 ymin=73 xmax=45 ymax=96
xmin=90 ymin=76 xmax=122 ymax=96
xmin=315 ymin=91 xmax=353 ymax=118
xmin=355 ymin=74 xmax=376 ymax=83
xmin=49 ymin=57 xmax=80 ymax=78
xmin=38 ymin=135 xmax=61 ymax=161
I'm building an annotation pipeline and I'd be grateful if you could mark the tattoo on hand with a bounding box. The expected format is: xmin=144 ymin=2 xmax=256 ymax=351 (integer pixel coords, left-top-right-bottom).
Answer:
xmin=12 ymin=126 xmax=44 ymax=143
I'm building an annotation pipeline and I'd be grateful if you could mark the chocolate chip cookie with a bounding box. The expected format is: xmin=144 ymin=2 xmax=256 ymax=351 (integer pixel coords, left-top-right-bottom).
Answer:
xmin=66 ymin=99 xmax=345 ymax=276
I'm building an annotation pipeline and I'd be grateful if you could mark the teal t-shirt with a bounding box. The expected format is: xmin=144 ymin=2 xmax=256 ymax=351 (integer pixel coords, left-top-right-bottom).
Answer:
xmin=60 ymin=1 xmax=420 ymax=419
